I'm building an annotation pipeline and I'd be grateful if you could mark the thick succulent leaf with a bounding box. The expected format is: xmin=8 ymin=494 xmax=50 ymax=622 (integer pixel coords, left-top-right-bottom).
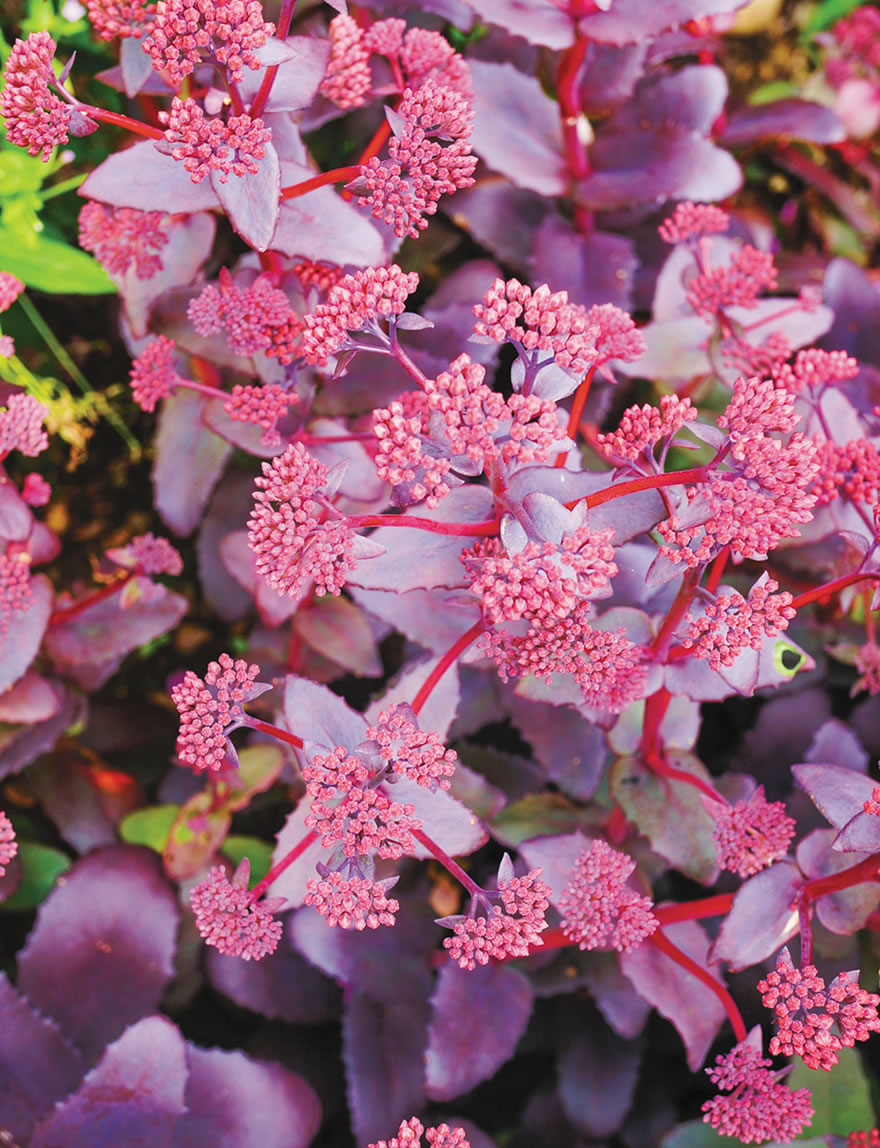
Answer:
xmin=0 ymin=574 xmax=51 ymax=694
xmin=119 ymin=33 xmax=155 ymax=96
xmin=267 ymin=800 xmax=327 ymax=907
xmin=578 ymin=40 xmax=647 ymax=117
xmin=577 ymin=0 xmax=749 ymax=43
xmin=0 ymin=973 xmax=85 ymax=1144
xmin=620 ymin=921 xmax=726 ymax=1071
xmin=29 ymin=1015 xmax=187 ymax=1148
xmin=153 ymin=390 xmax=232 ymax=536
xmin=343 ymin=990 xmax=429 ymax=1147
xmin=558 ymin=1018 xmax=640 ymax=1138
xmin=452 ymin=179 xmax=554 ymax=271
xmin=0 ymin=686 xmax=82 ymax=783
xmin=426 ymin=961 xmax=532 ymax=1101
xmin=364 ymin=651 xmax=462 ymax=741
xmin=610 ymin=751 xmax=719 ymax=885
xmin=462 ymin=0 xmax=574 ymax=47
xmin=348 ymin=485 xmax=495 ymax=592
xmin=0 ymin=478 xmax=33 ymax=542
xmin=492 ymin=794 xmax=589 ymax=849
xmin=791 ymin=762 xmax=875 ymax=830
xmin=17 ymin=846 xmax=180 ymax=1062
xmin=796 ymin=828 xmax=880 ymax=933
xmin=207 ymin=929 xmax=341 ymax=1023
xmin=163 ymin=790 xmax=232 ymax=881
xmin=352 ymin=586 xmax=481 ymax=654
xmin=272 ymin=176 xmax=386 ymax=266
xmin=196 ymin=470 xmax=254 ymax=622
xmin=710 ymin=860 xmax=801 ymax=971
xmin=212 ymin=142 xmax=280 ymax=252
xmin=0 ymin=671 xmax=58 ymax=724
xmin=611 ymin=66 xmax=728 ymax=136
xmin=283 ymin=675 xmax=369 ymax=749
xmin=531 ymin=218 xmax=636 ymax=311
xmin=219 ymin=530 xmax=301 ymax=627
xmin=509 ymin=694 xmax=607 ymax=801
xmin=173 ymin=1045 xmax=321 ymax=1148
xmin=237 ymin=37 xmax=331 ymax=110
xmin=581 ymin=951 xmax=653 ymax=1039
xmin=720 ymin=99 xmax=844 ymax=147
xmin=468 ymin=60 xmax=568 ymax=196
xmin=833 ymin=807 xmax=880 ymax=853
xmin=293 ymin=594 xmax=383 ymax=678
xmin=80 ymin=140 xmax=220 ymax=213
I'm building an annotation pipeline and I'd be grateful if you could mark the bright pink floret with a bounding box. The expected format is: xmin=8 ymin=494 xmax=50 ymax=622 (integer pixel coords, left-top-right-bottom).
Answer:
xmin=21 ymin=473 xmax=51 ymax=507
xmin=0 ymin=273 xmax=25 ymax=314
xmin=367 ymin=1118 xmax=471 ymax=1148
xmin=443 ymin=868 xmax=551 ymax=970
xmin=143 ymin=0 xmax=274 ymax=85
xmin=188 ymin=270 xmax=294 ymax=358
xmin=773 ymin=347 xmax=859 ymax=393
xmin=1 ymin=33 xmax=74 ymax=161
xmin=224 ymin=383 xmax=292 ymax=444
xmin=710 ymin=786 xmax=796 ymax=877
xmin=659 ymin=201 xmax=730 ymax=243
xmin=320 ymin=14 xmax=372 ymax=108
xmin=687 ymin=245 xmax=778 ymax=318
xmin=159 ymin=97 xmax=271 ymax=184
xmin=473 ymin=278 xmax=598 ymax=373
xmin=129 ymin=532 xmax=184 ymax=576
xmin=85 ymin=0 xmax=156 ymax=38
xmin=301 ymin=265 xmax=419 ymax=364
xmin=559 ymin=839 xmax=658 ymax=953
xmin=597 ymin=394 xmax=697 ymax=461
xmin=365 ymin=704 xmax=457 ymax=790
xmin=0 ymin=810 xmax=17 ymax=877
xmin=129 ymin=335 xmax=180 ymax=412
xmin=702 ymin=1039 xmax=814 ymax=1144
xmin=684 ymin=577 xmax=796 ymax=669
xmin=190 ymin=859 xmax=284 ymax=960
xmin=303 ymin=872 xmax=399 ymax=930
xmin=171 ymin=652 xmax=266 ymax=773
xmin=0 ymin=393 xmax=49 ymax=459
xmin=78 ymin=202 xmax=169 ymax=280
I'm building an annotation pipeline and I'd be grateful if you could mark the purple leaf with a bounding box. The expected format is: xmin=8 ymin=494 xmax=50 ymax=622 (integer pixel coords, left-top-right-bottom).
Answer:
xmin=237 ymin=37 xmax=331 ymax=111
xmin=0 ymin=478 xmax=32 ymax=542
xmin=0 ymin=574 xmax=52 ymax=694
xmin=352 ymin=586 xmax=480 ymax=654
xmin=272 ymin=174 xmax=386 ymax=266
xmin=293 ymin=595 xmax=384 ymax=678
xmin=196 ymin=470 xmax=254 ymax=622
xmin=0 ymin=973 xmax=85 ymax=1144
xmin=613 ymin=65 xmax=728 ymax=136
xmin=211 ymin=141 xmax=281 ymax=252
xmin=620 ymin=920 xmax=726 ymax=1071
xmin=509 ymin=694 xmax=607 ymax=801
xmin=577 ymin=0 xmax=749 ymax=44
xmin=119 ymin=35 xmax=155 ymax=97
xmin=0 ymin=686 xmax=82 ymax=782
xmin=581 ymin=951 xmax=653 ymax=1039
xmin=578 ymin=40 xmax=647 ymax=117
xmin=721 ymin=99 xmax=845 ymax=147
xmin=17 ymin=846 xmax=179 ymax=1062
xmin=710 ymin=860 xmax=801 ymax=971
xmin=796 ymin=828 xmax=880 ymax=933
xmin=343 ymin=990 xmax=429 ymax=1146
xmin=452 ymin=180 xmax=555 ymax=270
xmin=463 ymin=0 xmax=574 ymax=47
xmin=220 ymin=530 xmax=301 ymax=627
xmin=791 ymin=762 xmax=875 ymax=830
xmin=0 ymin=671 xmax=58 ymax=724
xmin=207 ymin=930 xmax=341 ymax=1023
xmin=558 ymin=1020 xmax=640 ymax=1137
xmin=29 ymin=1015 xmax=187 ymax=1148
xmin=80 ymin=140 xmax=220 ymax=213
xmin=833 ymin=808 xmax=880 ymax=853
xmin=153 ymin=390 xmax=232 ymax=536
xmin=531 ymin=217 xmax=636 ymax=311
xmin=46 ymin=583 xmax=188 ymax=688
xmin=468 ymin=60 xmax=568 ymax=196
xmin=283 ymin=675 xmax=369 ymax=748
xmin=519 ymin=832 xmax=593 ymax=905
xmin=426 ymin=961 xmax=532 ymax=1101
xmin=173 ymin=1045 xmax=321 ymax=1148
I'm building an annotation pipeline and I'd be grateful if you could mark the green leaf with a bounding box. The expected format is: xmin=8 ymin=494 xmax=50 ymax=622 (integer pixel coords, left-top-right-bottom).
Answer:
xmin=0 ymin=843 xmax=70 ymax=911
xmin=748 ymin=80 xmax=801 ymax=106
xmin=119 ymin=804 xmax=181 ymax=853
xmin=660 ymin=1121 xmax=827 ymax=1148
xmin=490 ymin=793 xmax=587 ymax=847
xmin=803 ymin=0 xmax=865 ymax=35
xmin=163 ymin=790 xmax=231 ymax=882
xmin=221 ymin=836 xmax=273 ymax=886
xmin=788 ymin=1044 xmax=875 ymax=1137
xmin=0 ymin=227 xmax=114 ymax=294
xmin=222 ymin=744 xmax=284 ymax=813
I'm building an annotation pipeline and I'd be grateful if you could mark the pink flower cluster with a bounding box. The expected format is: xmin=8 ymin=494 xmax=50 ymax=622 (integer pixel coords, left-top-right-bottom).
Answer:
xmin=0 ymin=33 xmax=73 ymax=161
xmin=171 ymin=652 xmax=267 ymax=773
xmin=129 ymin=336 xmax=181 ymax=412
xmin=684 ymin=577 xmax=796 ymax=669
xmin=686 ymin=245 xmax=778 ymax=319
xmin=709 ymin=786 xmax=796 ymax=877
xmin=143 ymin=0 xmax=275 ymax=85
xmin=0 ymin=273 xmax=25 ymax=314
xmin=758 ymin=948 xmax=880 ymax=1070
xmin=597 ymin=394 xmax=697 ymax=462
xmin=442 ymin=868 xmax=550 ymax=970
xmin=224 ymin=383 xmax=292 ymax=444
xmin=188 ymin=269 xmax=294 ymax=358
xmin=658 ymin=201 xmax=730 ymax=243
xmin=320 ymin=14 xmax=372 ymax=108
xmin=359 ymin=79 xmax=477 ymax=239
xmin=367 ymin=1117 xmax=470 ymax=1148
xmin=85 ymin=0 xmax=156 ymax=39
xmin=301 ymin=265 xmax=419 ymax=364
xmin=364 ymin=704 xmax=457 ymax=790
xmin=78 ymin=202 xmax=169 ymax=280
xmin=303 ymin=871 xmax=399 ymax=931
xmin=0 ymin=810 xmax=17 ymax=877
xmin=247 ymin=443 xmax=357 ymax=600
xmin=0 ymin=552 xmax=32 ymax=635
xmin=717 ymin=374 xmax=800 ymax=440
xmin=106 ymin=531 xmax=184 ymax=576
xmin=559 ymin=839 xmax=658 ymax=952
xmin=473 ymin=278 xmax=598 ymax=373
xmin=158 ymin=97 xmax=271 ymax=184
xmin=702 ymin=1038 xmax=814 ymax=1144
xmin=0 ymin=393 xmax=49 ymax=460
xmin=190 ymin=859 xmax=284 ymax=960
xmin=773 ymin=347 xmax=860 ymax=393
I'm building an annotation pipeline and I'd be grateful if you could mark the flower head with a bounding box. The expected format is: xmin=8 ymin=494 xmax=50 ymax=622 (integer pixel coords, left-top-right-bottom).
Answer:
xmin=702 ymin=1036 xmax=814 ymax=1144
xmin=171 ymin=652 xmax=270 ymax=773
xmin=190 ymin=859 xmax=284 ymax=960
xmin=301 ymin=265 xmax=418 ymax=365
xmin=224 ymin=383 xmax=293 ymax=446
xmin=773 ymin=347 xmax=859 ymax=394
xmin=129 ymin=335 xmax=181 ymax=412
xmin=158 ymin=98 xmax=271 ymax=184
xmin=473 ymin=278 xmax=597 ymax=373
xmin=442 ymin=865 xmax=551 ymax=970
xmin=320 ymin=14 xmax=372 ymax=108
xmin=0 ymin=393 xmax=49 ymax=459
xmin=21 ymin=474 xmax=51 ymax=507
xmin=597 ymin=394 xmax=697 ymax=461
xmin=709 ymin=786 xmax=796 ymax=877
xmin=0 ymin=273 xmax=25 ymax=314
xmin=683 ymin=576 xmax=796 ymax=670
xmin=78 ymin=202 xmax=169 ymax=280
xmin=107 ymin=532 xmax=183 ymax=576
xmin=586 ymin=303 xmax=645 ymax=366
xmin=1 ymin=33 xmax=77 ymax=161
xmin=367 ymin=1118 xmax=471 ymax=1148
xmin=659 ymin=201 xmax=730 ymax=243
xmin=758 ymin=948 xmax=880 ymax=1070
xmin=559 ymin=839 xmax=658 ymax=952
xmin=0 ymin=551 xmax=32 ymax=635
xmin=686 ymin=245 xmax=778 ymax=319
xmin=303 ymin=871 xmax=399 ymax=930
xmin=85 ymin=0 xmax=156 ymax=39
xmin=143 ymin=0 xmax=274 ymax=85
xmin=188 ymin=269 xmax=294 ymax=358
xmin=363 ymin=704 xmax=457 ymax=790
xmin=0 ymin=810 xmax=17 ymax=877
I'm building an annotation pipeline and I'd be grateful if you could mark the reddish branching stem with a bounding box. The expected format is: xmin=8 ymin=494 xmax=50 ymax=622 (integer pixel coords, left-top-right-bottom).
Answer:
xmin=412 ymin=826 xmax=482 ymax=898
xmin=49 ymin=572 xmax=134 ymax=625
xmin=87 ymin=107 xmax=164 ymax=139
xmin=247 ymin=827 xmax=318 ymax=903
xmin=280 ymin=165 xmax=361 ymax=200
xmin=249 ymin=718 xmax=304 ymax=749
xmin=346 ymin=513 xmax=501 ymax=537
xmin=649 ymin=927 xmax=747 ymax=1043
xmin=248 ymin=0 xmax=299 ymax=118
xmin=789 ymin=571 xmax=880 ymax=611
xmin=411 ymin=620 xmax=484 ymax=716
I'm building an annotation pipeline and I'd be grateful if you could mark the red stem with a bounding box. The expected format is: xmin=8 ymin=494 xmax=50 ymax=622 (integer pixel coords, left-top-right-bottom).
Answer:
xmin=555 ymin=365 xmax=595 ymax=467
xmin=797 ymin=853 xmax=880 ymax=964
xmin=346 ymin=513 xmax=501 ymax=537
xmin=704 ymin=546 xmax=730 ymax=594
xmin=340 ymin=113 xmax=396 ymax=201
xmin=249 ymin=718 xmax=304 ymax=749
xmin=569 ymin=464 xmax=711 ymax=511
xmin=248 ymin=0 xmax=299 ymax=119
xmin=639 ymin=688 xmax=672 ymax=759
xmin=649 ymin=928 xmax=747 ymax=1043
xmin=645 ymin=750 xmax=725 ymax=806
xmin=412 ymin=827 xmax=482 ymax=897
xmin=50 ymin=572 xmax=133 ymax=625
xmin=789 ymin=572 xmax=880 ymax=611
xmin=280 ymin=165 xmax=361 ymax=200
xmin=86 ymin=107 xmax=165 ymax=139
xmin=411 ymin=621 xmax=484 ymax=716
xmin=654 ymin=894 xmax=735 ymax=925
xmin=248 ymin=828 xmax=318 ymax=902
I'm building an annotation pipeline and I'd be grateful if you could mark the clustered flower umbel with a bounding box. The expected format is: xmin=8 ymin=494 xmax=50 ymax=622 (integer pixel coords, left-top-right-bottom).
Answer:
xmin=78 ymin=203 xmax=170 ymax=280
xmin=142 ymin=0 xmax=275 ymax=85
xmin=0 ymin=811 xmax=17 ymax=877
xmin=171 ymin=653 xmax=270 ymax=772
xmin=707 ymin=786 xmax=796 ymax=878
xmin=158 ymin=97 xmax=271 ymax=184
xmin=559 ymin=839 xmax=658 ymax=952
xmin=190 ymin=858 xmax=285 ymax=959
xmin=367 ymin=1117 xmax=471 ymax=1148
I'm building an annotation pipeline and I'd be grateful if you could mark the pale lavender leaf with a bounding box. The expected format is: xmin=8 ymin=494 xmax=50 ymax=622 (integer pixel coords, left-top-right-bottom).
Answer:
xmin=721 ymin=99 xmax=844 ymax=147
xmin=17 ymin=847 xmax=179 ymax=1061
xmin=0 ymin=575 xmax=52 ymax=694
xmin=364 ymin=650 xmax=461 ymax=739
xmin=451 ymin=179 xmax=554 ymax=270
xmin=531 ymin=218 xmax=636 ymax=311
xmin=153 ymin=390 xmax=232 ymax=536
xmin=558 ymin=1021 xmax=640 ymax=1137
xmin=833 ymin=809 xmax=880 ymax=853
xmin=578 ymin=40 xmax=647 ymax=116
xmin=293 ymin=595 xmax=383 ymax=678
xmin=0 ymin=687 xmax=82 ymax=783
xmin=462 ymin=0 xmax=574 ymax=47
xmin=805 ymin=718 xmax=869 ymax=772
xmin=710 ymin=860 xmax=801 ymax=971
xmin=518 ymin=831 xmax=591 ymax=906
xmin=577 ymin=0 xmax=749 ymax=44
xmin=80 ymin=140 xmax=220 ymax=213
xmin=282 ymin=675 xmax=368 ymax=749
xmin=426 ymin=962 xmax=532 ymax=1101
xmin=267 ymin=801 xmax=327 ymax=906
xmin=119 ymin=35 xmax=156 ymax=97
xmin=26 ymin=738 xmax=130 ymax=852
xmin=620 ymin=919 xmax=726 ymax=1070
xmin=796 ymin=828 xmax=880 ymax=933
xmin=196 ymin=470 xmax=254 ymax=622
xmin=791 ymin=762 xmax=875 ymax=829
xmin=0 ymin=671 xmax=58 ymax=724
xmin=174 ymin=1045 xmax=321 ymax=1148
xmin=351 ymin=586 xmax=482 ymax=654
xmin=238 ymin=37 xmax=330 ymax=110
xmin=273 ymin=174 xmax=386 ymax=266
xmin=509 ymin=694 xmax=607 ymax=800
xmin=0 ymin=479 xmax=32 ymax=542
xmin=468 ymin=60 xmax=568 ymax=196
xmin=220 ymin=530 xmax=301 ymax=627
xmin=0 ymin=973 xmax=85 ymax=1144
xmin=582 ymin=951 xmax=653 ymax=1039
xmin=211 ymin=142 xmax=281 ymax=252
xmin=29 ymin=1016 xmax=187 ymax=1148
